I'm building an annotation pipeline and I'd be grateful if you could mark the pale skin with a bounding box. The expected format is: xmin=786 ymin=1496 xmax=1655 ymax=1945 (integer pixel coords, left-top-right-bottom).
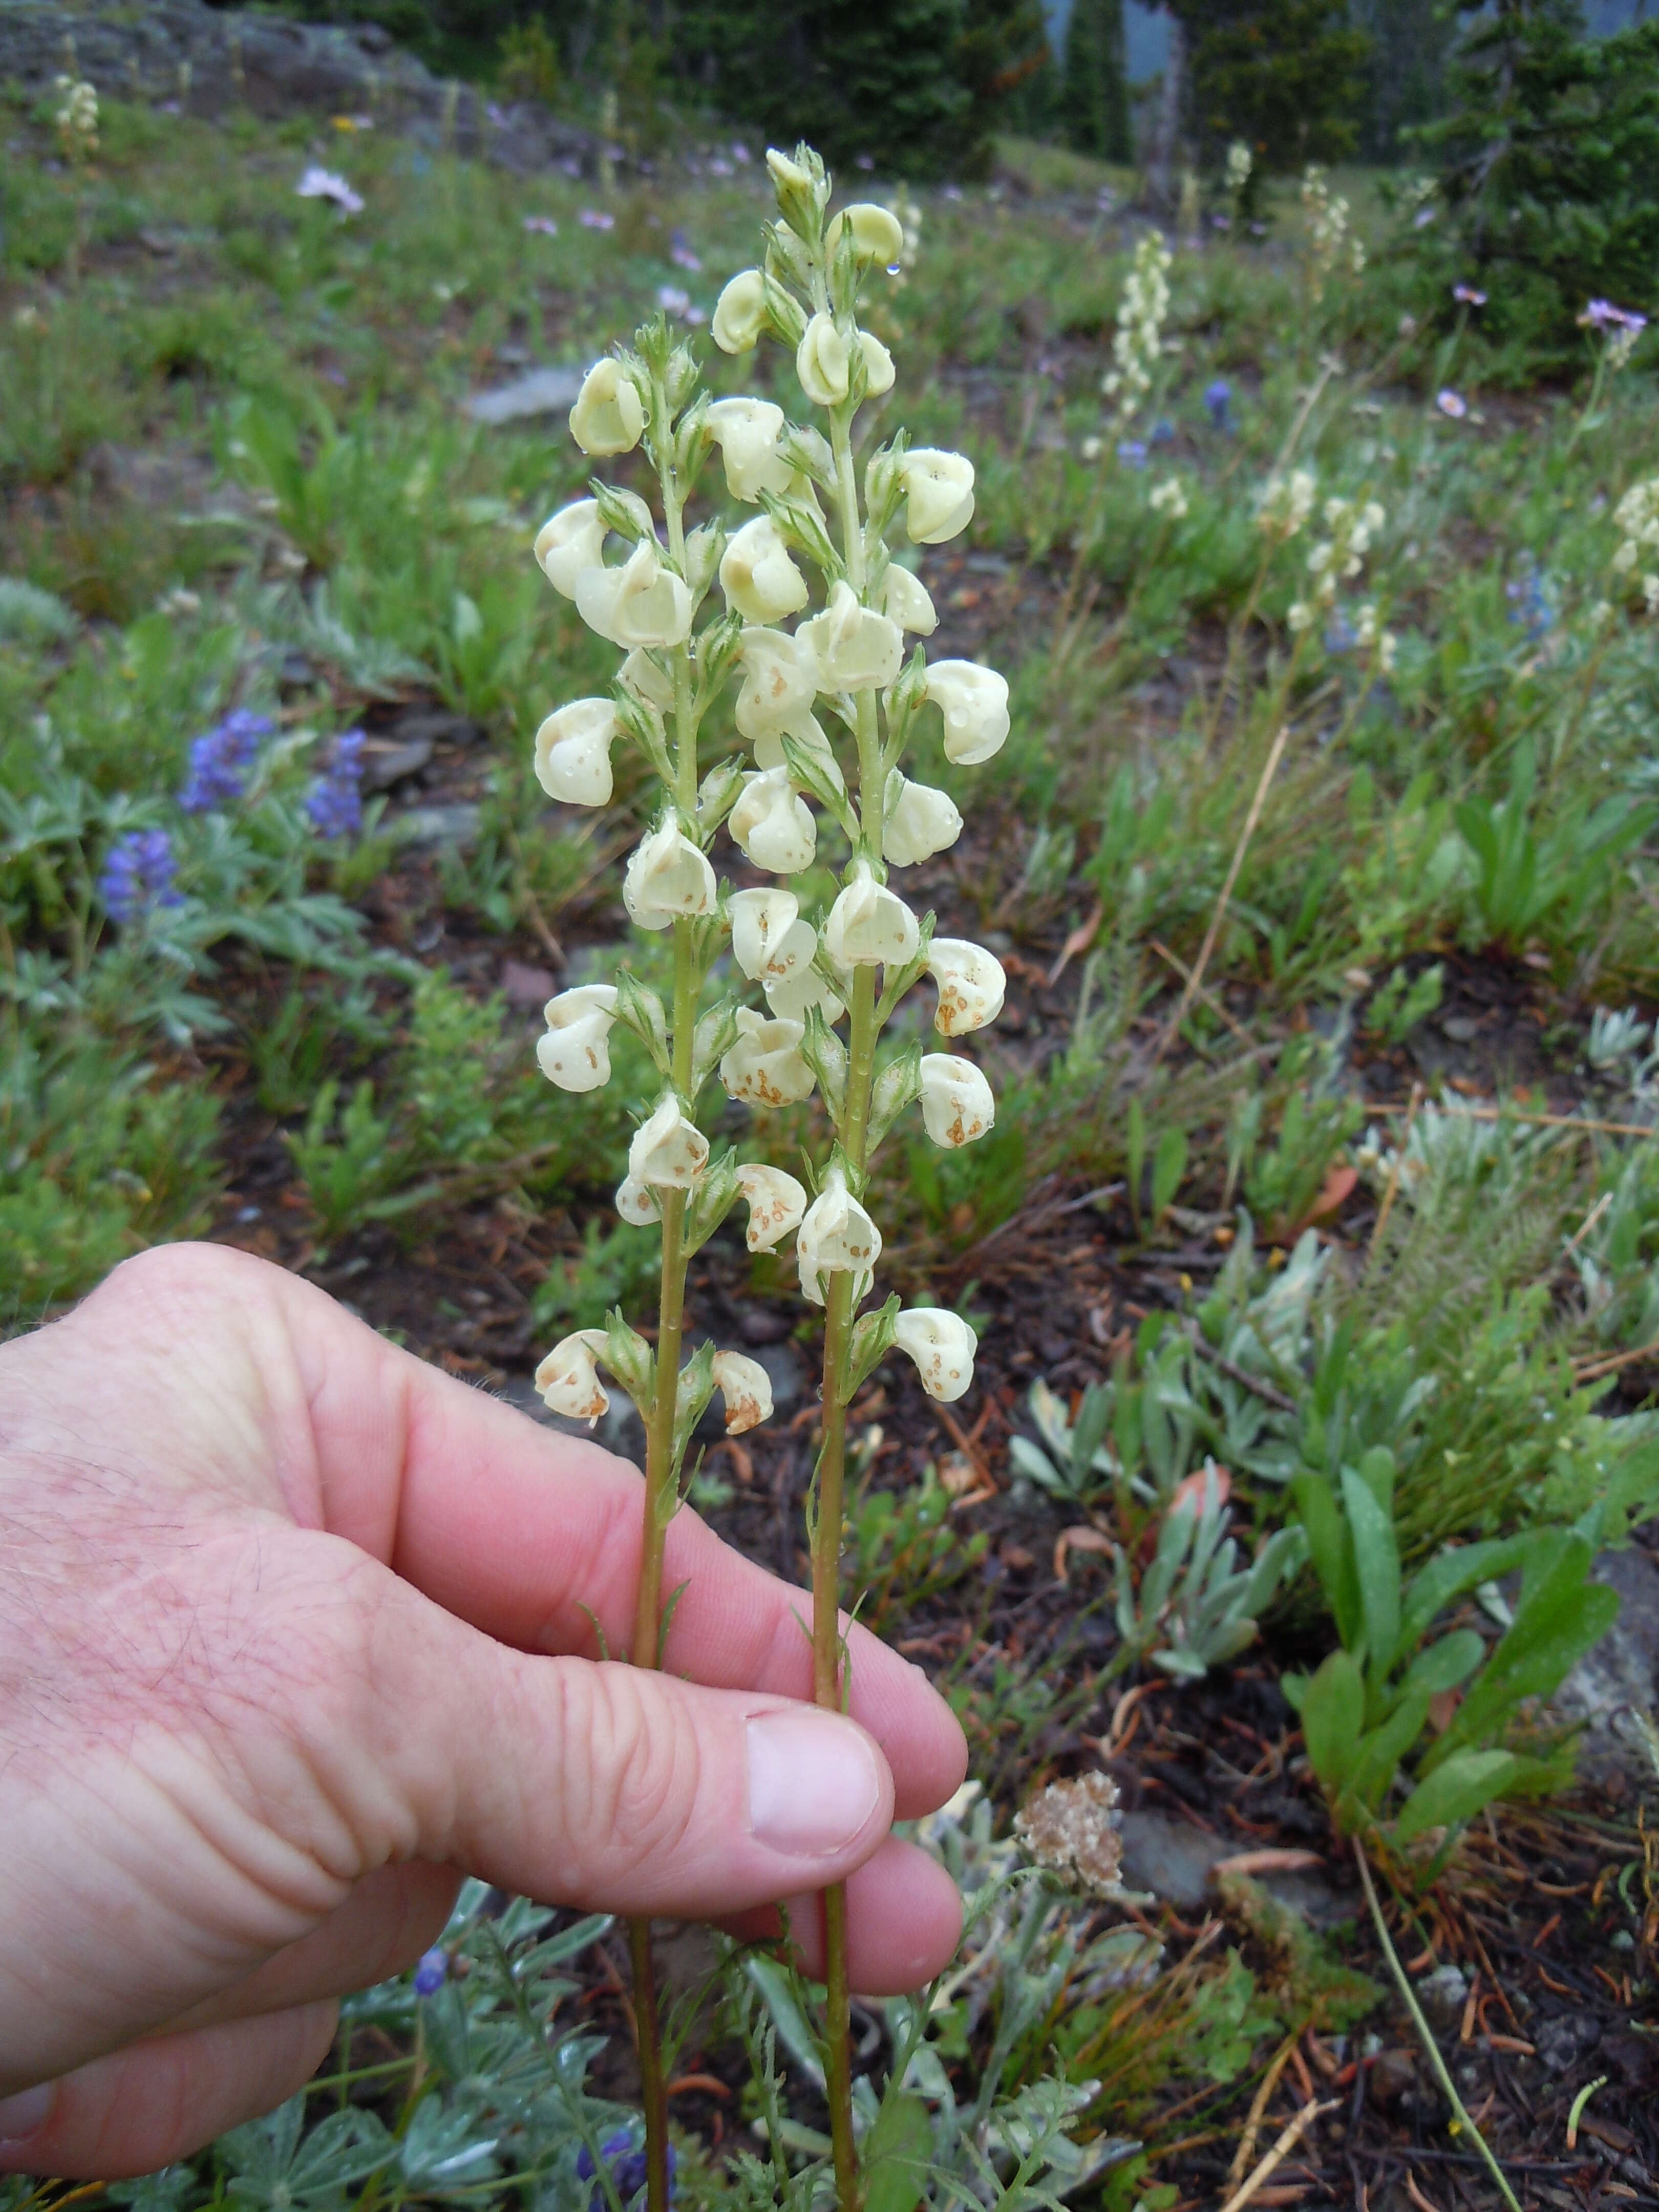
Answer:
xmin=0 ymin=1244 xmax=967 ymax=2178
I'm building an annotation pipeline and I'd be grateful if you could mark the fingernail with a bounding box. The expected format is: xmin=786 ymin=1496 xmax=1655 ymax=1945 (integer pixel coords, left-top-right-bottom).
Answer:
xmin=747 ymin=1709 xmax=883 ymax=1857
xmin=0 ymin=2085 xmax=53 ymax=2146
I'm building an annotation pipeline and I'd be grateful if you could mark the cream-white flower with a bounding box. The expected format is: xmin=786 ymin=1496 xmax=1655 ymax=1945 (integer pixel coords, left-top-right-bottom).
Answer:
xmin=534 ymin=498 xmax=607 ymax=595
xmin=766 ymin=147 xmax=813 ymax=193
xmin=735 ymin=1162 xmax=810 ymax=1251
xmin=536 ymin=1330 xmax=610 ymax=1422
xmin=629 ymin=1095 xmax=710 ymax=1189
xmin=569 ymin=358 xmax=645 ymax=457
xmin=623 ymin=821 xmax=718 ymax=929
xmin=901 ymin=449 xmax=975 ymax=544
xmin=712 ymin=268 xmax=767 ymax=353
xmin=926 ymin=660 xmax=1010 ymax=764
xmin=798 ymin=579 xmax=903 ymax=691
xmin=619 ymin=648 xmax=676 ymax=711
xmin=1149 ymin=476 xmax=1188 ymax=520
xmin=824 ymin=862 xmax=919 ymax=967
xmin=893 ymin=1308 xmax=977 ymax=1402
xmin=735 ymin=627 xmax=817 ymax=738
xmin=797 ymin=312 xmax=850 ymax=407
xmin=764 ymin=956 xmax=846 ymax=1026
xmin=860 ymin=330 xmax=896 ymax=397
xmin=706 ymin=396 xmax=794 ymax=502
xmin=615 ymin=1173 xmax=660 ymax=1225
xmin=882 ymin=564 xmax=937 ymax=635
xmin=534 ymin=697 xmax=616 ymax=806
xmin=751 ymin=710 xmax=840 ymax=785
xmin=729 ymin=886 xmax=804 ymax=981
xmin=927 ymin=938 xmax=1006 ymax=1034
xmin=536 ymin=984 xmax=620 ymax=1093
xmin=721 ymin=1009 xmax=816 ymax=1107
xmin=884 ymin=775 xmax=963 ymax=866
xmin=919 ymin=1053 xmax=995 ymax=1146
xmin=828 ymin=202 xmax=904 ymax=265
xmin=576 ymin=538 xmax=693 ymax=650
xmin=712 ymin=1349 xmax=774 ymax=1435
xmin=730 ymin=767 xmax=817 ymax=873
xmin=720 ymin=514 xmax=810 ymax=624
xmin=797 ymin=1169 xmax=882 ymax=1307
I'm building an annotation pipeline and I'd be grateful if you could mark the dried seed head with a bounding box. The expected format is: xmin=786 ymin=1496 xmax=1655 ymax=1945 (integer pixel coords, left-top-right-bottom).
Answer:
xmin=1013 ymin=1771 xmax=1124 ymax=1898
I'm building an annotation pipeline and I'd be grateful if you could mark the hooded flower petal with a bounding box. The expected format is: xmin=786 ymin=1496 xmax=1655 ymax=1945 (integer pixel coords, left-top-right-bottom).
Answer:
xmin=569 ymin=358 xmax=645 ymax=457
xmin=884 ymin=774 xmax=963 ymax=866
xmin=728 ymin=886 xmax=802 ymax=980
xmin=535 ymin=1329 xmax=610 ymax=1422
xmin=707 ymin=396 xmax=794 ymax=502
xmin=712 ymin=268 xmax=767 ymax=353
xmin=535 ymin=498 xmax=607 ymax=596
xmin=828 ymin=202 xmax=904 ymax=265
xmin=882 ymin=564 xmax=937 ymax=635
xmin=734 ymin=1161 xmax=810 ymax=1250
xmin=764 ymin=954 xmax=846 ymax=1026
xmin=901 ymin=449 xmax=975 ymax=544
xmin=712 ymin=1349 xmax=774 ymax=1435
xmin=797 ymin=312 xmax=850 ymax=406
xmin=926 ymin=660 xmax=1010 ymax=765
xmin=619 ymin=648 xmax=675 ymax=711
xmin=920 ymin=1053 xmax=995 ymax=1146
xmin=798 ymin=579 xmax=903 ymax=691
xmin=615 ymin=1173 xmax=661 ymax=1225
xmin=927 ymin=938 xmax=1006 ymax=1034
xmin=893 ymin=1308 xmax=978 ymax=1402
xmin=534 ymin=697 xmax=616 ymax=806
xmin=735 ymin=627 xmax=818 ymax=737
xmin=860 ymin=330 xmax=896 ymax=396
xmin=730 ymin=767 xmax=816 ymax=873
xmin=720 ymin=514 xmax=810 ymax=623
xmin=823 ymin=862 xmax=918 ymax=967
xmin=576 ymin=539 xmax=693 ymax=651
xmin=536 ymin=984 xmax=620 ymax=1092
xmin=628 ymin=1095 xmax=710 ymax=1189
xmin=797 ymin=1169 xmax=882 ymax=1307
xmin=720 ymin=1008 xmax=815 ymax=1107
xmin=623 ymin=821 xmax=718 ymax=929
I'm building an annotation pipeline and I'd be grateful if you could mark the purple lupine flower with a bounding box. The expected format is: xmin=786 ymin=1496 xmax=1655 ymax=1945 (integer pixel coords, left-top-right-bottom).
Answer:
xmin=576 ymin=2131 xmax=676 ymax=2210
xmin=1150 ymin=418 xmax=1176 ymax=446
xmin=1203 ymin=378 xmax=1232 ymax=430
xmin=98 ymin=830 xmax=183 ymax=924
xmin=179 ymin=709 xmax=273 ymax=813
xmin=306 ymin=729 xmax=365 ymax=840
xmin=1116 ymin=439 xmax=1148 ymax=469
xmin=413 ymin=1948 xmax=449 ymax=1996
xmin=1506 ymin=563 xmax=1555 ymax=643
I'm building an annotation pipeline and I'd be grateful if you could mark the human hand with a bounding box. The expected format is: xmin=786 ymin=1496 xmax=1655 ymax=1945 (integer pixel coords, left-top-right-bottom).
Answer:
xmin=0 ymin=1244 xmax=966 ymax=2176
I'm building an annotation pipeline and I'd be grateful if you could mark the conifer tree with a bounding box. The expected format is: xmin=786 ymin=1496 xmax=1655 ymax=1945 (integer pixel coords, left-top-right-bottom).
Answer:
xmin=1169 ymin=0 xmax=1370 ymax=169
xmin=1060 ymin=0 xmax=1131 ymax=163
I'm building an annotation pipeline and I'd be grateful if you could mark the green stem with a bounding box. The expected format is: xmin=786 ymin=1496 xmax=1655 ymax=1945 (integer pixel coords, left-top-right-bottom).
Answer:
xmin=1352 ymin=1839 xmax=1522 ymax=2212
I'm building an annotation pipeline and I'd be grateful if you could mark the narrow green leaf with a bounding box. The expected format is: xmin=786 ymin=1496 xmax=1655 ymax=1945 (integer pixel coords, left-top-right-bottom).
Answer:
xmin=1300 ymin=1649 xmax=1365 ymax=1792
xmin=1341 ymin=1463 xmax=1400 ymax=1674
xmin=1393 ymin=1749 xmax=1521 ymax=1843
xmin=861 ymin=2092 xmax=933 ymax=2212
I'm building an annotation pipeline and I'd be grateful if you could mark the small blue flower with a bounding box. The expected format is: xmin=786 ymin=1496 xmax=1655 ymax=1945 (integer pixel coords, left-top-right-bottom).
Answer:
xmin=576 ymin=2130 xmax=676 ymax=2210
xmin=1324 ymin=613 xmax=1357 ymax=655
xmin=1116 ymin=439 xmax=1148 ymax=470
xmin=413 ymin=1948 xmax=448 ymax=1996
xmin=1505 ymin=563 xmax=1555 ymax=643
xmin=179 ymin=709 xmax=273 ymax=813
xmin=1204 ymin=378 xmax=1233 ymax=431
xmin=98 ymin=829 xmax=183 ymax=925
xmin=1150 ymin=418 xmax=1176 ymax=446
xmin=306 ymin=728 xmax=365 ymax=840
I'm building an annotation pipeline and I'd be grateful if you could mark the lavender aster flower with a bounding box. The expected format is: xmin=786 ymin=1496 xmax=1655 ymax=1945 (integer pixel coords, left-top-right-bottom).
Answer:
xmin=98 ymin=830 xmax=183 ymax=924
xmin=1203 ymin=378 xmax=1232 ymax=430
xmin=1116 ymin=439 xmax=1148 ymax=469
xmin=576 ymin=2131 xmax=675 ymax=2210
xmin=413 ymin=1948 xmax=448 ymax=1996
xmin=1506 ymin=562 xmax=1555 ymax=643
xmin=306 ymin=728 xmax=365 ymax=840
xmin=178 ymin=709 xmax=273 ymax=813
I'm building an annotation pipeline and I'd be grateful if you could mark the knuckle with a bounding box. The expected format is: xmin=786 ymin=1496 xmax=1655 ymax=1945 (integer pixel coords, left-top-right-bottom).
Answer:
xmin=548 ymin=1661 xmax=702 ymax=1883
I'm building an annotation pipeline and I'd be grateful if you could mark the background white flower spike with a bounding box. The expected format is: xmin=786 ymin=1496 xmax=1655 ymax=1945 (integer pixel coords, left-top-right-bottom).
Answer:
xmin=623 ymin=822 xmax=717 ymax=929
xmin=720 ymin=1009 xmax=816 ymax=1106
xmin=711 ymin=1349 xmax=775 ymax=1435
xmin=535 ymin=499 xmax=607 ymax=595
xmin=534 ymin=698 xmax=617 ymax=806
xmin=628 ymin=1096 xmax=710 ymax=1189
xmin=730 ymin=767 xmax=816 ymax=873
xmin=537 ymin=985 xmax=620 ymax=1093
xmin=900 ymin=449 xmax=975 ymax=543
xmin=569 ymin=358 xmax=645 ymax=456
xmin=734 ymin=1162 xmax=809 ymax=1251
xmin=535 ymin=1330 xmax=610 ymax=1423
xmin=893 ymin=1308 xmax=978 ymax=1402
xmin=796 ymin=1171 xmax=882 ymax=1307
xmin=920 ymin=1053 xmax=996 ymax=1146
xmin=927 ymin=938 xmax=1006 ymax=1033
xmin=824 ymin=864 xmax=919 ymax=966
xmin=926 ymin=660 xmax=1010 ymax=764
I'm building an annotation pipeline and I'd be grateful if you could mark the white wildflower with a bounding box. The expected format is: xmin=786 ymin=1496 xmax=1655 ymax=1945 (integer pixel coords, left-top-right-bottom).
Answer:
xmin=628 ymin=1096 xmax=710 ymax=1190
xmin=893 ymin=1309 xmax=977 ymax=1402
xmin=537 ymin=984 xmax=620 ymax=1093
xmin=536 ymin=1330 xmax=610 ymax=1423
xmin=622 ymin=821 xmax=718 ymax=929
xmin=919 ymin=1054 xmax=995 ymax=1146
xmin=534 ymin=698 xmax=616 ymax=805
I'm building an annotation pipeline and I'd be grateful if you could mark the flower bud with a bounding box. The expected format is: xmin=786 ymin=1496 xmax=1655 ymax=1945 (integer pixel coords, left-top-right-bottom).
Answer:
xmin=735 ymin=1161 xmax=809 ymax=1250
xmin=926 ymin=660 xmax=1010 ymax=764
xmin=860 ymin=330 xmax=896 ymax=397
xmin=712 ymin=1349 xmax=774 ymax=1435
xmin=824 ymin=862 xmax=919 ymax=967
xmin=721 ymin=1008 xmax=816 ymax=1106
xmin=901 ymin=449 xmax=975 ymax=544
xmin=629 ymin=1095 xmax=710 ymax=1189
xmin=537 ymin=984 xmax=620 ymax=1092
xmin=927 ymin=938 xmax=1006 ymax=1033
xmin=534 ymin=697 xmax=616 ymax=806
xmin=797 ymin=313 xmax=850 ymax=407
xmin=536 ymin=1329 xmax=610 ymax=1422
xmin=720 ymin=514 xmax=810 ymax=624
xmin=882 ymin=564 xmax=937 ymax=635
xmin=729 ymin=886 xmax=803 ymax=980
xmin=767 ymin=146 xmax=814 ymax=193
xmin=615 ymin=1173 xmax=660 ymax=1225
xmin=707 ymin=396 xmax=794 ymax=502
xmin=730 ymin=765 xmax=817 ymax=873
xmin=713 ymin=268 xmax=768 ymax=353
xmin=569 ymin=358 xmax=645 ymax=457
xmin=920 ymin=1053 xmax=995 ymax=1146
xmin=623 ymin=820 xmax=718 ymax=929
xmin=735 ymin=627 xmax=817 ymax=738
xmin=797 ymin=1169 xmax=882 ymax=1307
xmin=828 ymin=202 xmax=904 ymax=265
xmin=885 ymin=774 xmax=963 ymax=866
xmin=798 ymin=579 xmax=903 ymax=691
xmin=535 ymin=498 xmax=606 ymax=597
xmin=576 ymin=539 xmax=693 ymax=651
xmin=893 ymin=1308 xmax=977 ymax=1402
xmin=619 ymin=648 xmax=676 ymax=711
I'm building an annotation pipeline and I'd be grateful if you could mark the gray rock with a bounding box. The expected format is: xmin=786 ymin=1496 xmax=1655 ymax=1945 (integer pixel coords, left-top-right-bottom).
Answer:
xmin=1417 ymin=1963 xmax=1470 ymax=2025
xmin=393 ymin=801 xmax=482 ymax=849
xmin=464 ymin=366 xmax=585 ymax=425
xmin=1118 ymin=1812 xmax=1230 ymax=1911
xmin=359 ymin=736 xmax=433 ymax=792
xmin=1551 ymin=1544 xmax=1659 ymax=1781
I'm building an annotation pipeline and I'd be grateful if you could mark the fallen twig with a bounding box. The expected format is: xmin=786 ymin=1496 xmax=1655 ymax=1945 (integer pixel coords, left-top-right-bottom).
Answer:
xmin=1217 ymin=2094 xmax=1334 ymax=2212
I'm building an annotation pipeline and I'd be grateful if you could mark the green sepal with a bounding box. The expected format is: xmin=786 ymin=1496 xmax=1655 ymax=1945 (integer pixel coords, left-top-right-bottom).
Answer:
xmin=867 ymin=1042 xmax=923 ymax=1153
xmin=612 ymin=686 xmax=673 ymax=785
xmin=846 ymin=1293 xmax=902 ymax=1399
xmin=780 ymin=730 xmax=858 ymax=841
xmin=683 ymin=1143 xmax=741 ymax=1257
xmin=663 ymin=335 xmax=700 ymax=412
xmin=758 ymin=487 xmax=842 ymax=582
xmin=673 ymin=391 xmax=712 ymax=486
xmin=863 ymin=435 xmax=908 ymax=539
xmin=672 ymin=1339 xmax=718 ymax=1465
xmin=801 ymin=1006 xmax=848 ymax=1127
xmin=780 ymin=422 xmax=835 ymax=490
xmin=690 ymin=996 xmax=741 ymax=1096
xmin=693 ymin=609 xmax=746 ymax=708
xmin=875 ymin=908 xmax=936 ymax=1025
xmin=604 ymin=1307 xmax=655 ymax=1414
xmin=696 ymin=755 xmax=748 ymax=836
xmin=683 ymin=520 xmax=725 ymax=603
xmin=611 ymin=969 xmax=670 ymax=1073
xmin=760 ymin=261 xmax=809 ymax=346
xmin=882 ymin=645 xmax=930 ymax=773
xmin=590 ymin=479 xmax=656 ymax=546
